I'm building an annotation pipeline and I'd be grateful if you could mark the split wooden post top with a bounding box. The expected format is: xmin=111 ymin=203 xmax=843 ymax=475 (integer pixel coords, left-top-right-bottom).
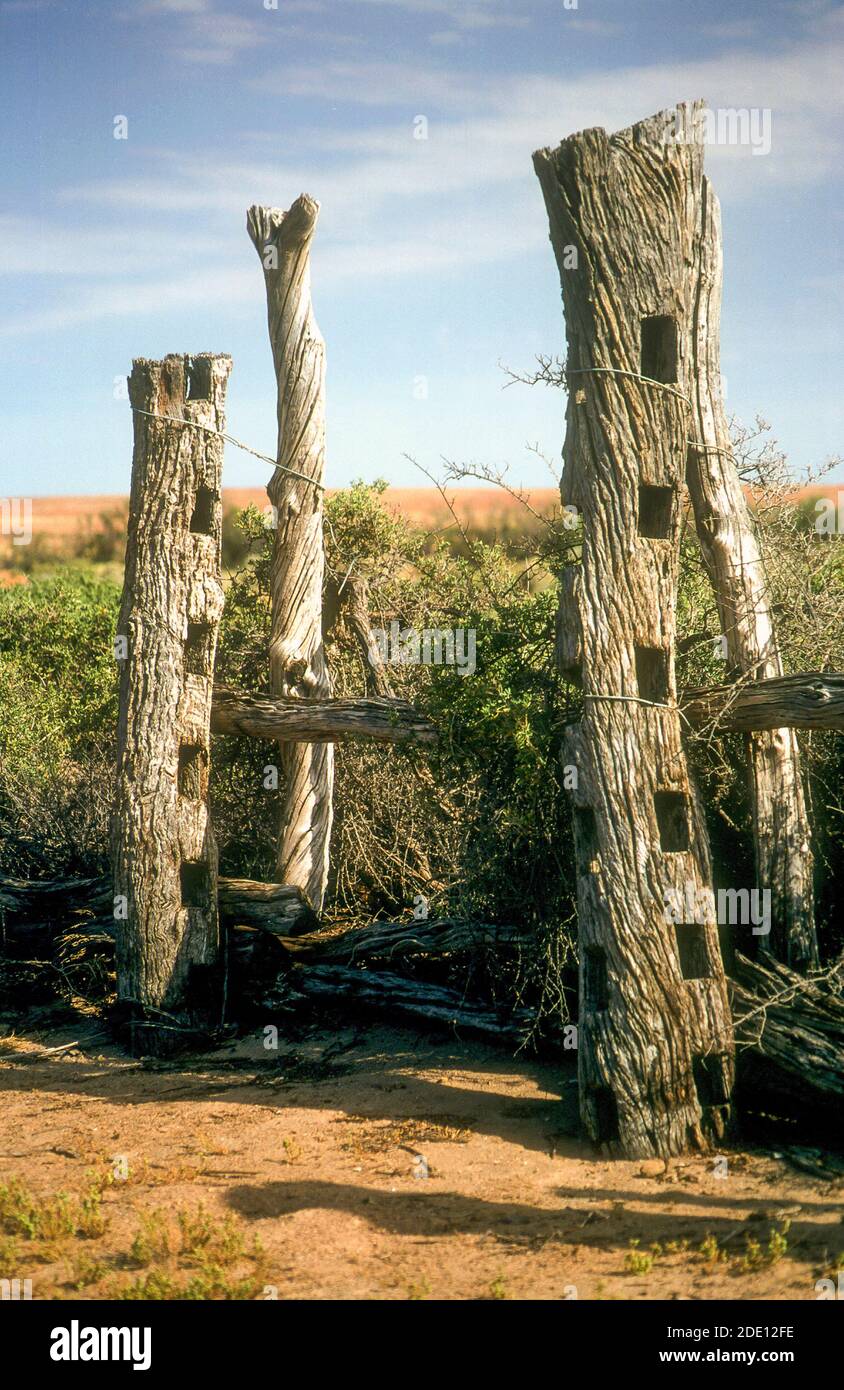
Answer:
xmin=534 ymin=103 xmax=735 ymax=1158
xmin=114 ymin=352 xmax=231 ymax=1055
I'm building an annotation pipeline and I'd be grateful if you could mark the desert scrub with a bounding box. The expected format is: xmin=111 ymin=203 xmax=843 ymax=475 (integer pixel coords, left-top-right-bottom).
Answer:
xmin=0 ymin=569 xmax=119 ymax=877
xmin=0 ymin=1176 xmax=108 ymax=1243
xmin=116 ymin=1267 xmax=266 ymax=1301
xmin=116 ymin=1203 xmax=267 ymax=1300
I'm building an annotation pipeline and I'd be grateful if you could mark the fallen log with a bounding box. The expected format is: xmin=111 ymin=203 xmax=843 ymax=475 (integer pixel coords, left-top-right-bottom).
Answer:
xmin=731 ymin=952 xmax=844 ymax=1119
xmin=290 ymin=964 xmax=532 ymax=1042
xmin=278 ymin=916 xmax=522 ymax=964
xmin=0 ymin=875 xmax=110 ymax=917
xmin=0 ymin=874 xmax=316 ymax=936
xmin=683 ymin=672 xmax=844 ymax=733
xmin=218 ymin=879 xmax=317 ymax=934
xmin=211 ymin=685 xmax=436 ymax=746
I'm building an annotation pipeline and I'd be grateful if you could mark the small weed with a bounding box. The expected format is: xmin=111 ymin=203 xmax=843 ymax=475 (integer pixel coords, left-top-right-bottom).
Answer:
xmin=624 ymin=1238 xmax=654 ymax=1275
xmin=0 ymin=1232 xmax=20 ymax=1267
xmin=177 ymin=1207 xmax=246 ymax=1266
xmin=698 ymin=1233 xmax=728 ymax=1266
xmin=77 ymin=1187 xmax=108 ymax=1239
xmin=129 ymin=1211 xmax=172 ymax=1267
xmin=66 ymin=1253 xmax=107 ymax=1290
xmin=739 ymin=1222 xmax=789 ymax=1273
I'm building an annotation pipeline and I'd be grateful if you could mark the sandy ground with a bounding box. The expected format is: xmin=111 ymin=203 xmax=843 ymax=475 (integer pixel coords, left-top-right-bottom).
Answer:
xmin=0 ymin=1019 xmax=841 ymax=1301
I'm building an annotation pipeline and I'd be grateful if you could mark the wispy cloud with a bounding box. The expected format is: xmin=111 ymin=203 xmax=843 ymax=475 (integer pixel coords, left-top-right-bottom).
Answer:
xmin=119 ymin=0 xmax=269 ymax=65
xmin=347 ymin=0 xmax=527 ymax=28
xmin=9 ymin=14 xmax=844 ymax=337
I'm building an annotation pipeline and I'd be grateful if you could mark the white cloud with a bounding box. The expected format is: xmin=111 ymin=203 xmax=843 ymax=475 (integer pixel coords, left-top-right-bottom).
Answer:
xmin=0 ymin=268 xmax=255 ymax=339
xmin=0 ymin=216 xmax=228 ymax=277
xmin=348 ymin=0 xmax=526 ymax=27
xmin=9 ymin=20 xmax=844 ymax=336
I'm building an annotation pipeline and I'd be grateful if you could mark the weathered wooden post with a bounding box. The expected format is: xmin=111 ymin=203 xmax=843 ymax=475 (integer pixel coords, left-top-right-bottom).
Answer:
xmin=114 ymin=353 xmax=231 ymax=1055
xmin=534 ymin=104 xmax=734 ymax=1157
xmin=685 ymin=161 xmax=817 ymax=971
xmin=247 ymin=196 xmax=333 ymax=912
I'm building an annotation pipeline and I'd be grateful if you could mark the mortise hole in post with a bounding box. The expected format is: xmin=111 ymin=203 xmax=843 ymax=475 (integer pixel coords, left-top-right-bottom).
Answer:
xmin=178 ymin=743 xmax=207 ymax=800
xmin=186 ymin=357 xmax=213 ymax=401
xmin=185 ymin=622 xmax=213 ymax=676
xmin=674 ymin=923 xmax=712 ymax=980
xmin=692 ymin=1054 xmax=730 ymax=1108
xmin=190 ymin=485 xmax=216 ymax=536
xmin=583 ymin=945 xmax=609 ymax=1012
xmin=637 ymin=484 xmax=674 ymax=539
xmin=654 ymin=790 xmax=690 ymax=852
xmin=180 ymin=860 xmax=210 ymax=909
xmin=591 ymin=1087 xmax=620 ymax=1144
xmin=574 ymin=807 xmax=599 ymax=871
xmin=641 ymin=315 xmax=678 ymax=384
xmin=635 ymin=646 xmax=670 ymax=704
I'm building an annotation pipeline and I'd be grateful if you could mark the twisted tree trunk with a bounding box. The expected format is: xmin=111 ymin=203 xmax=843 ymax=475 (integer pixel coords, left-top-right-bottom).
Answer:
xmin=114 ymin=353 xmax=230 ymax=1053
xmin=534 ymin=104 xmax=735 ymax=1158
xmin=686 ymin=165 xmax=816 ymax=972
xmin=247 ymin=196 xmax=333 ymax=911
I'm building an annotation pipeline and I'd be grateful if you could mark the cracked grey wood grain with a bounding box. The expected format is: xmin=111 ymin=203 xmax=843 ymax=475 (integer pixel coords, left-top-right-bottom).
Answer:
xmin=211 ymin=686 xmax=436 ymax=745
xmin=247 ymin=196 xmax=333 ymax=911
xmin=114 ymin=353 xmax=230 ymax=1053
xmin=534 ymin=102 xmax=735 ymax=1158
xmin=682 ymin=672 xmax=844 ymax=733
xmin=685 ymin=166 xmax=817 ymax=972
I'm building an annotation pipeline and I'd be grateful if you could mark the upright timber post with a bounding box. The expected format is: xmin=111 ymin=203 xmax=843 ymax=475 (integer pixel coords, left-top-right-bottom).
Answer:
xmin=114 ymin=353 xmax=231 ymax=1055
xmin=247 ymin=196 xmax=333 ymax=912
xmin=534 ymin=104 xmax=734 ymax=1158
xmin=686 ymin=151 xmax=817 ymax=972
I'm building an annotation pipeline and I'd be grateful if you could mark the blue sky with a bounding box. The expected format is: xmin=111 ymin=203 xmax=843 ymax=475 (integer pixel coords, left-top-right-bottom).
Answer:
xmin=1 ymin=0 xmax=842 ymax=497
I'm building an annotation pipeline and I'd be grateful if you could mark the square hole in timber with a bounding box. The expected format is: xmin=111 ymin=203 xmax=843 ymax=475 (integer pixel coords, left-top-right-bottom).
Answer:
xmin=637 ymin=484 xmax=674 ymax=539
xmin=180 ymin=860 xmax=210 ymax=909
xmin=654 ymin=790 xmax=690 ymax=852
xmin=641 ymin=315 xmax=678 ymax=384
xmin=635 ymin=646 xmax=670 ymax=704
xmin=674 ymin=923 xmax=712 ymax=980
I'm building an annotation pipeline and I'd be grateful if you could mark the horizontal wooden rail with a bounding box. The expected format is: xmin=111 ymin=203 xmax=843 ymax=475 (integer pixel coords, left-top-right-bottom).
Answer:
xmin=210 ymin=686 xmax=436 ymax=745
xmin=682 ymin=672 xmax=844 ymax=732
xmin=0 ymin=874 xmax=317 ymax=936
